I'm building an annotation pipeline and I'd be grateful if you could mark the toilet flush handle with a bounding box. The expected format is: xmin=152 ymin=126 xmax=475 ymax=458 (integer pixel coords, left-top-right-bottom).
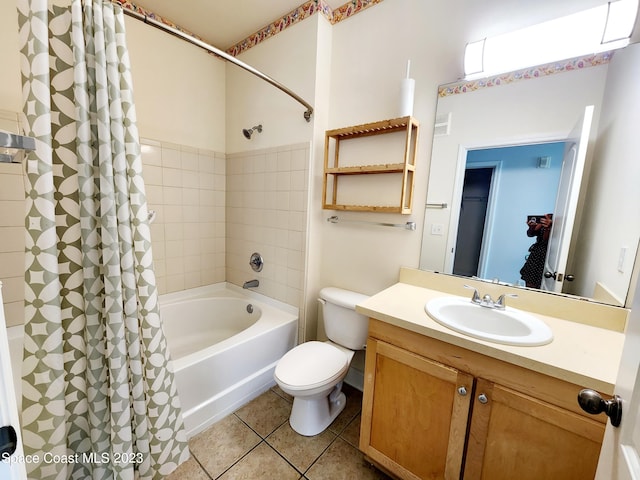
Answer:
xmin=318 ymin=298 xmax=326 ymax=305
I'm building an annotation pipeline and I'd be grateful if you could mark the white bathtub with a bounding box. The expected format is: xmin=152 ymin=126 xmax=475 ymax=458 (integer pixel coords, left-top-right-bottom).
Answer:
xmin=159 ymin=283 xmax=298 ymax=437
xmin=7 ymin=283 xmax=298 ymax=439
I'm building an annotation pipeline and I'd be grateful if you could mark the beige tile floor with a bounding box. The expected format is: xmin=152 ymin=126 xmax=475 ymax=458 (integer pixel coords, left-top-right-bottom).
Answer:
xmin=167 ymin=383 xmax=392 ymax=479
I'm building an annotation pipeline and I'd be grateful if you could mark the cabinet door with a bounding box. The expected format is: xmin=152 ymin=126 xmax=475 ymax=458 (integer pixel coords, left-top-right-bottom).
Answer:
xmin=360 ymin=339 xmax=473 ymax=480
xmin=465 ymin=378 xmax=605 ymax=480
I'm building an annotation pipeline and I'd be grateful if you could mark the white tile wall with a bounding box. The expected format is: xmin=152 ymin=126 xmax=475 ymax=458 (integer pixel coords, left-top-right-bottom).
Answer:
xmin=225 ymin=143 xmax=310 ymax=309
xmin=1 ymin=139 xmax=307 ymax=330
xmin=0 ymin=162 xmax=25 ymax=327
xmin=141 ymin=139 xmax=226 ymax=294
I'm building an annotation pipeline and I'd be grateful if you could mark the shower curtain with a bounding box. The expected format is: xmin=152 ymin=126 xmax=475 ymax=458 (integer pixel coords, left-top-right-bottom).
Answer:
xmin=17 ymin=1 xmax=189 ymax=479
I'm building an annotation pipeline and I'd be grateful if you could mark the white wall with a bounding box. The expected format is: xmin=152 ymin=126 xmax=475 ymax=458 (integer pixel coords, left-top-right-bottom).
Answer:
xmin=0 ymin=1 xmax=22 ymax=112
xmin=305 ymin=16 xmax=333 ymax=342
xmin=319 ymin=0 xmax=439 ymax=295
xmin=225 ymin=17 xmax=317 ymax=154
xmin=572 ymin=43 xmax=640 ymax=304
xmin=125 ymin=17 xmax=226 ymax=152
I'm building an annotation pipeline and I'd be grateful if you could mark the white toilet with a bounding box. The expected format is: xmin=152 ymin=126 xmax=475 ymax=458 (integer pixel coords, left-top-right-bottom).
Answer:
xmin=274 ymin=287 xmax=369 ymax=436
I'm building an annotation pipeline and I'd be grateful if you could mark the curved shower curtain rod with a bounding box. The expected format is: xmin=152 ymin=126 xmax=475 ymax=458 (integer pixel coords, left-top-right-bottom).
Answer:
xmin=119 ymin=6 xmax=314 ymax=122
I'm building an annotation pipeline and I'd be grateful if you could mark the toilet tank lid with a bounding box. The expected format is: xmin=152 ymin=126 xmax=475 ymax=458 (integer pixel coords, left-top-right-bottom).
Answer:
xmin=319 ymin=287 xmax=369 ymax=310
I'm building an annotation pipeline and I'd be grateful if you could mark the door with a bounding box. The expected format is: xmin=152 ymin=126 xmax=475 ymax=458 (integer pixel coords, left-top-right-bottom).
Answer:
xmin=0 ymin=283 xmax=26 ymax=479
xmin=453 ymin=167 xmax=493 ymax=277
xmin=594 ymin=270 xmax=640 ymax=479
xmin=541 ymin=105 xmax=594 ymax=292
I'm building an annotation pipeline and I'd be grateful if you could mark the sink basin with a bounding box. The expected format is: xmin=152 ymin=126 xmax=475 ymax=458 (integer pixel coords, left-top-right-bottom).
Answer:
xmin=425 ymin=297 xmax=553 ymax=346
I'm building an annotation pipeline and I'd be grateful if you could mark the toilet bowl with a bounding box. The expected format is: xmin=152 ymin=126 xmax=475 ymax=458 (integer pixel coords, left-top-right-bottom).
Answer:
xmin=274 ymin=287 xmax=369 ymax=436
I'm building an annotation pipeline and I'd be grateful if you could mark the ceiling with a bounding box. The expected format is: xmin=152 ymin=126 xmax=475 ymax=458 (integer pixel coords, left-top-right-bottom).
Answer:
xmin=130 ymin=0 xmax=347 ymax=50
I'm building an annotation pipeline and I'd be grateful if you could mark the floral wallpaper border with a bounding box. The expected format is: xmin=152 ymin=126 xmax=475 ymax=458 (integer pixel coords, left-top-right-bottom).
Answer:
xmin=115 ymin=0 xmax=383 ymax=57
xmin=226 ymin=0 xmax=383 ymax=56
xmin=439 ymin=51 xmax=614 ymax=97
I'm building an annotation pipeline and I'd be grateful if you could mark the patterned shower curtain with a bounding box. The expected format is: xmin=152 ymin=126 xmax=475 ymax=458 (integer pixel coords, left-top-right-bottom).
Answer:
xmin=16 ymin=1 xmax=189 ymax=479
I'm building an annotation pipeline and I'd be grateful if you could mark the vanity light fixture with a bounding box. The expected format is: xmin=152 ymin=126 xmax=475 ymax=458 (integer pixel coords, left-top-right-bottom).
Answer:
xmin=464 ymin=0 xmax=639 ymax=79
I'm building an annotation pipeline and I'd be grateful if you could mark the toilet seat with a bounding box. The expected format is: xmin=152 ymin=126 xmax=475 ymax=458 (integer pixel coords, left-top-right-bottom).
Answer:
xmin=274 ymin=341 xmax=349 ymax=392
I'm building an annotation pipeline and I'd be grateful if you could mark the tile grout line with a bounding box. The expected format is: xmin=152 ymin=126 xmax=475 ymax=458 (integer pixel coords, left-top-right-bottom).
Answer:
xmin=229 ymin=412 xmax=308 ymax=477
xmin=187 ymin=447 xmax=215 ymax=480
xmin=211 ymin=440 xmax=266 ymax=480
xmin=301 ymin=412 xmax=361 ymax=478
xmin=261 ymin=439 xmax=307 ymax=478
xmin=300 ymin=433 xmax=340 ymax=478
xmin=192 ymin=388 xmax=364 ymax=479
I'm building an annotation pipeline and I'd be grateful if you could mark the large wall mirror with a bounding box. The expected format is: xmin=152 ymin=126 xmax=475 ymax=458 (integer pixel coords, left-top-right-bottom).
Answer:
xmin=420 ymin=43 xmax=640 ymax=307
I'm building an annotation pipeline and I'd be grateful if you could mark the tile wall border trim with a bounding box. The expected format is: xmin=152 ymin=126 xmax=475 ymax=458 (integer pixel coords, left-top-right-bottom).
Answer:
xmin=140 ymin=137 xmax=226 ymax=158
xmin=226 ymin=141 xmax=312 ymax=158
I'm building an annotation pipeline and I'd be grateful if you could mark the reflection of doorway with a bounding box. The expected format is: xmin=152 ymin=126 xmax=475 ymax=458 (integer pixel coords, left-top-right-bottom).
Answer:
xmin=447 ymin=142 xmax=566 ymax=284
xmin=453 ymin=167 xmax=493 ymax=277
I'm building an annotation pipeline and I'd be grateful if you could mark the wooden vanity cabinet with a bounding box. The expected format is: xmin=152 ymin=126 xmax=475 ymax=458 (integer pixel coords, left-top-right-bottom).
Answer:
xmin=359 ymin=319 xmax=606 ymax=480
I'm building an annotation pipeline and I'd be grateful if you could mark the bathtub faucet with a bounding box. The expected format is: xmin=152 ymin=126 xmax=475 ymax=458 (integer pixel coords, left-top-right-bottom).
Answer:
xmin=243 ymin=279 xmax=259 ymax=289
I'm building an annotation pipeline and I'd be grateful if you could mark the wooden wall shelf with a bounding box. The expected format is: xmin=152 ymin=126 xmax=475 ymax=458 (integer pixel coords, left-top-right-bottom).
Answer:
xmin=322 ymin=116 xmax=419 ymax=214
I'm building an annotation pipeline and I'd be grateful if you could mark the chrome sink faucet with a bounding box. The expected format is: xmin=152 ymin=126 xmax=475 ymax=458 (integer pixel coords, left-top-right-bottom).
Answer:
xmin=464 ymin=285 xmax=517 ymax=310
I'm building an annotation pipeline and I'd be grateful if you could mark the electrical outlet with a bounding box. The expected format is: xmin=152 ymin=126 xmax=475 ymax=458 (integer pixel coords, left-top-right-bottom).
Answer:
xmin=431 ymin=223 xmax=444 ymax=235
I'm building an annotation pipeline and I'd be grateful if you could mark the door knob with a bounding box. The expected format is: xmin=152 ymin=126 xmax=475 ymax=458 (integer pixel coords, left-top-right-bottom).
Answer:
xmin=565 ymin=274 xmax=575 ymax=281
xmin=578 ymin=389 xmax=622 ymax=427
xmin=544 ymin=271 xmax=557 ymax=279
xmin=0 ymin=425 xmax=17 ymax=457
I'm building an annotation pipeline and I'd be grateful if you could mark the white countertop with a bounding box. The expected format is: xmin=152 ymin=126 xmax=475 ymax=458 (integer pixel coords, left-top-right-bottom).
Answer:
xmin=356 ymin=282 xmax=625 ymax=394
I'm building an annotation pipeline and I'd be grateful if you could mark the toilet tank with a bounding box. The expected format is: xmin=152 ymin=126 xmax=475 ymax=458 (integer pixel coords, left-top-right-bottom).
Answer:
xmin=319 ymin=287 xmax=370 ymax=350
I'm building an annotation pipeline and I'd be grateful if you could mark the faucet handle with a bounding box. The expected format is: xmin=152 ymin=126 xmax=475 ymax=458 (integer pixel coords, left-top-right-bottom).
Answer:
xmin=495 ymin=293 xmax=518 ymax=309
xmin=463 ymin=284 xmax=481 ymax=304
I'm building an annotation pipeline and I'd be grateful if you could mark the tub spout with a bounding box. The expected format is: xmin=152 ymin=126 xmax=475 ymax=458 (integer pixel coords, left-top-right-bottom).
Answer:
xmin=243 ymin=279 xmax=259 ymax=289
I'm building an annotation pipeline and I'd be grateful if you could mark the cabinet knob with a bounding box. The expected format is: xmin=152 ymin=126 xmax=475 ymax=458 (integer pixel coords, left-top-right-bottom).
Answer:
xmin=457 ymin=386 xmax=467 ymax=396
xmin=578 ymin=389 xmax=622 ymax=427
xmin=478 ymin=393 xmax=488 ymax=404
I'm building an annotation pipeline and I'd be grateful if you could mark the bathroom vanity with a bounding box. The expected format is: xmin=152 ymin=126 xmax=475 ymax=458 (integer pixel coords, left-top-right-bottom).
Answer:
xmin=356 ymin=268 xmax=627 ymax=480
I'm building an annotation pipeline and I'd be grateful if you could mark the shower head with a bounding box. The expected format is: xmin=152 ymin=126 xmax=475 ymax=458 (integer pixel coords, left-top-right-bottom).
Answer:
xmin=242 ymin=124 xmax=262 ymax=139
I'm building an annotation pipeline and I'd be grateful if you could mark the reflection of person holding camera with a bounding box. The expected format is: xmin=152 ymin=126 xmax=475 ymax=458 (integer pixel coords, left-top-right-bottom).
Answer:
xmin=519 ymin=214 xmax=553 ymax=288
